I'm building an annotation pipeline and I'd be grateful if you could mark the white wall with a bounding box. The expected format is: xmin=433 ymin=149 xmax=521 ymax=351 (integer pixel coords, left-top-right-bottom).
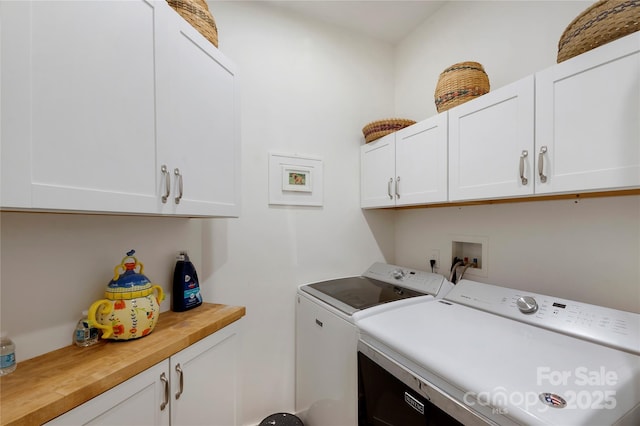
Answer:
xmin=2 ymin=2 xmax=638 ymax=426
xmin=201 ymin=2 xmax=396 ymax=424
xmin=393 ymin=0 xmax=640 ymax=314
xmin=395 ymin=196 xmax=640 ymax=313
xmin=395 ymin=0 xmax=595 ymax=119
xmin=0 ymin=2 xmax=395 ymax=424
xmin=0 ymin=3 xmax=394 ymax=425
xmin=0 ymin=212 xmax=203 ymax=360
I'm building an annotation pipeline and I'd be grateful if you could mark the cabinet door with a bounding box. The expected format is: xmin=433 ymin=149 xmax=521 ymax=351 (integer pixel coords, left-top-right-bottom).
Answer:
xmin=0 ymin=0 xmax=160 ymax=213
xmin=395 ymin=113 xmax=448 ymax=205
xmin=44 ymin=361 xmax=170 ymax=426
xmin=170 ymin=319 xmax=242 ymax=426
xmin=449 ymin=76 xmax=535 ymax=201
xmin=535 ymin=33 xmax=640 ymax=194
xmin=295 ymin=293 xmax=358 ymax=426
xmin=156 ymin=7 xmax=240 ymax=217
xmin=360 ymin=133 xmax=396 ymax=208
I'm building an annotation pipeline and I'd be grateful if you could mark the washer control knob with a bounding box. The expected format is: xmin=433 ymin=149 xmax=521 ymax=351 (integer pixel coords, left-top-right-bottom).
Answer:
xmin=391 ymin=269 xmax=406 ymax=280
xmin=517 ymin=296 xmax=538 ymax=314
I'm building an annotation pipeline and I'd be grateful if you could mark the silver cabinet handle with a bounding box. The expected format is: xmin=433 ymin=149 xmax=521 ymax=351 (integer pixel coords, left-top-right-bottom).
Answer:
xmin=538 ymin=146 xmax=548 ymax=183
xmin=387 ymin=178 xmax=393 ymax=199
xmin=395 ymin=176 xmax=401 ymax=198
xmin=175 ymin=363 xmax=184 ymax=399
xmin=161 ymin=165 xmax=171 ymax=203
xmin=174 ymin=168 xmax=183 ymax=204
xmin=519 ymin=150 xmax=528 ymax=185
xmin=160 ymin=372 xmax=169 ymax=411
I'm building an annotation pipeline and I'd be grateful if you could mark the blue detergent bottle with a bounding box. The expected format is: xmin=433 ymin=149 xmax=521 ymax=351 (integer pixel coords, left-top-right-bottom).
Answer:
xmin=172 ymin=252 xmax=203 ymax=312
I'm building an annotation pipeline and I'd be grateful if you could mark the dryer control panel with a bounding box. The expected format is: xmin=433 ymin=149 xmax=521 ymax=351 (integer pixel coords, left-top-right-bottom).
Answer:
xmin=445 ymin=280 xmax=640 ymax=355
xmin=364 ymin=262 xmax=451 ymax=298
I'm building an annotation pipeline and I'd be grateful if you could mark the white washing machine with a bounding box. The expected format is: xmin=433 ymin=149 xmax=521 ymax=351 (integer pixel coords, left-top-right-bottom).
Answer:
xmin=295 ymin=262 xmax=453 ymax=426
xmin=356 ymin=279 xmax=640 ymax=425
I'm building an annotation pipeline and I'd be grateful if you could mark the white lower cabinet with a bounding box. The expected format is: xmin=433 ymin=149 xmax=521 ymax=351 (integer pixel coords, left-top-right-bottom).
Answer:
xmin=45 ymin=321 xmax=242 ymax=426
xmin=361 ymin=113 xmax=448 ymax=208
xmin=45 ymin=361 xmax=170 ymax=426
xmin=170 ymin=321 xmax=241 ymax=425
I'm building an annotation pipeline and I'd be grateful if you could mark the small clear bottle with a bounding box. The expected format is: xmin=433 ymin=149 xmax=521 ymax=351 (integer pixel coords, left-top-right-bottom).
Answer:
xmin=74 ymin=311 xmax=99 ymax=347
xmin=0 ymin=331 xmax=16 ymax=375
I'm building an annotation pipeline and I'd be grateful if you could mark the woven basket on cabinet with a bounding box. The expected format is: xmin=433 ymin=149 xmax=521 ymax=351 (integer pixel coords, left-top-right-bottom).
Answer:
xmin=557 ymin=0 xmax=639 ymax=63
xmin=362 ymin=118 xmax=416 ymax=143
xmin=434 ymin=61 xmax=490 ymax=113
xmin=167 ymin=0 xmax=219 ymax=47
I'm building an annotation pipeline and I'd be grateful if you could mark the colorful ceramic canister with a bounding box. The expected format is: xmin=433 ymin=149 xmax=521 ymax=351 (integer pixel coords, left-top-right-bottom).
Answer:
xmin=88 ymin=250 xmax=164 ymax=340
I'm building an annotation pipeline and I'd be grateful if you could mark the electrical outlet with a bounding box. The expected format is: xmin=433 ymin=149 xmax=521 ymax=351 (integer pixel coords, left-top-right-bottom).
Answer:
xmin=429 ymin=249 xmax=440 ymax=270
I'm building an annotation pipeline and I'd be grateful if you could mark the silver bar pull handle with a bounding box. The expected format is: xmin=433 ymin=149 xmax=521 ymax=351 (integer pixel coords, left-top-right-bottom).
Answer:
xmin=538 ymin=146 xmax=548 ymax=183
xmin=387 ymin=178 xmax=393 ymax=199
xmin=175 ymin=363 xmax=184 ymax=399
xmin=161 ymin=165 xmax=171 ymax=203
xmin=519 ymin=150 xmax=528 ymax=185
xmin=160 ymin=372 xmax=169 ymax=411
xmin=174 ymin=168 xmax=183 ymax=204
xmin=396 ymin=176 xmax=401 ymax=198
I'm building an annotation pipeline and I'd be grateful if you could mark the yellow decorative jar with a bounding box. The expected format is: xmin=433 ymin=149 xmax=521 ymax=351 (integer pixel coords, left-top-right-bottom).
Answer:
xmin=88 ymin=250 xmax=164 ymax=341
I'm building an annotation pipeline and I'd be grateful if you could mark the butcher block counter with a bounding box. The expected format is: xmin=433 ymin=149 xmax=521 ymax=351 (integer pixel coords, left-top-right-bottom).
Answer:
xmin=0 ymin=303 xmax=246 ymax=426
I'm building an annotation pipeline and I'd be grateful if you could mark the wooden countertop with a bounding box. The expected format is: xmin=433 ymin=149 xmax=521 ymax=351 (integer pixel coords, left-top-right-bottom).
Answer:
xmin=0 ymin=303 xmax=246 ymax=426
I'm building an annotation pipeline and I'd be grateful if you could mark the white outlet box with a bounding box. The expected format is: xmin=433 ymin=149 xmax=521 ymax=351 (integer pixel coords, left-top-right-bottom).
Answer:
xmin=451 ymin=235 xmax=488 ymax=278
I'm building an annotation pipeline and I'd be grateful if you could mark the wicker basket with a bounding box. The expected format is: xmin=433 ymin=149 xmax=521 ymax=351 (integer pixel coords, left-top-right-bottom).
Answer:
xmin=434 ymin=62 xmax=490 ymax=113
xmin=167 ymin=0 xmax=218 ymax=47
xmin=362 ymin=118 xmax=416 ymax=143
xmin=557 ymin=0 xmax=639 ymax=63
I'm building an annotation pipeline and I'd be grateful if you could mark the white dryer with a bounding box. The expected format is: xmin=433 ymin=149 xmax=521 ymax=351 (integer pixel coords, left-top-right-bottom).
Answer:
xmin=356 ymin=279 xmax=640 ymax=425
xmin=295 ymin=262 xmax=453 ymax=426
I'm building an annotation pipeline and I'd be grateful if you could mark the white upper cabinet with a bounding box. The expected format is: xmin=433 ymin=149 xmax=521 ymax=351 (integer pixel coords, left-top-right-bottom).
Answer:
xmin=361 ymin=114 xmax=448 ymax=208
xmin=0 ymin=0 xmax=240 ymax=217
xmin=448 ymin=76 xmax=535 ymax=202
xmin=1 ymin=0 xmax=160 ymax=213
xmin=360 ymin=133 xmax=396 ymax=208
xmin=157 ymin=7 xmax=240 ymax=217
xmin=535 ymin=32 xmax=640 ymax=194
xmin=422 ymin=32 xmax=638 ymax=206
xmin=395 ymin=113 xmax=448 ymax=205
